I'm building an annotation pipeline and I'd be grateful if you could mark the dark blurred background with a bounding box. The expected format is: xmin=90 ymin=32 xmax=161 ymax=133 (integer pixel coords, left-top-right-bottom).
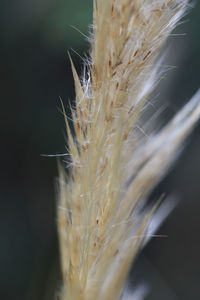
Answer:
xmin=0 ymin=1 xmax=199 ymax=300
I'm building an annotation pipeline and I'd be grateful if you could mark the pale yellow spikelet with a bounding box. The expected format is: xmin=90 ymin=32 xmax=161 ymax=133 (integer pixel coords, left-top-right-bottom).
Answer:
xmin=57 ymin=1 xmax=200 ymax=299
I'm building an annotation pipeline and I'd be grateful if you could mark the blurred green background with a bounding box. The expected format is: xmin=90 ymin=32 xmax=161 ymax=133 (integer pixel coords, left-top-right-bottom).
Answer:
xmin=0 ymin=1 xmax=200 ymax=299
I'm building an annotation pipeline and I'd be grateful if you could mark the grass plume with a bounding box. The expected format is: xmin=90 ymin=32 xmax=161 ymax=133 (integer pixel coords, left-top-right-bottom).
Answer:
xmin=57 ymin=1 xmax=200 ymax=299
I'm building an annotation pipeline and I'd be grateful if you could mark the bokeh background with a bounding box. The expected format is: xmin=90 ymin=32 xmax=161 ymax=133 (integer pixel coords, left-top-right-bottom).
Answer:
xmin=1 ymin=1 xmax=200 ymax=299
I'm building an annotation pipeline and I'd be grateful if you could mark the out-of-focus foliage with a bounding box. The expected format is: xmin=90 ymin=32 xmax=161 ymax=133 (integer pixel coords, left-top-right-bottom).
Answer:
xmin=2 ymin=0 xmax=92 ymax=49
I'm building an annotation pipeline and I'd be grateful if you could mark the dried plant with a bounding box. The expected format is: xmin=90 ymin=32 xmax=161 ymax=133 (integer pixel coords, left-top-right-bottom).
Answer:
xmin=57 ymin=1 xmax=200 ymax=299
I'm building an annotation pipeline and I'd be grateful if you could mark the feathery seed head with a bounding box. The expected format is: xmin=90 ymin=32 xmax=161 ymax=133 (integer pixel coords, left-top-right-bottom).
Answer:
xmin=57 ymin=1 xmax=199 ymax=299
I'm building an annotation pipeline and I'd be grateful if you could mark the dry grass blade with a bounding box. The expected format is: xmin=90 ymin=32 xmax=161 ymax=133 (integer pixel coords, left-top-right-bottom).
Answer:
xmin=57 ymin=1 xmax=200 ymax=299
